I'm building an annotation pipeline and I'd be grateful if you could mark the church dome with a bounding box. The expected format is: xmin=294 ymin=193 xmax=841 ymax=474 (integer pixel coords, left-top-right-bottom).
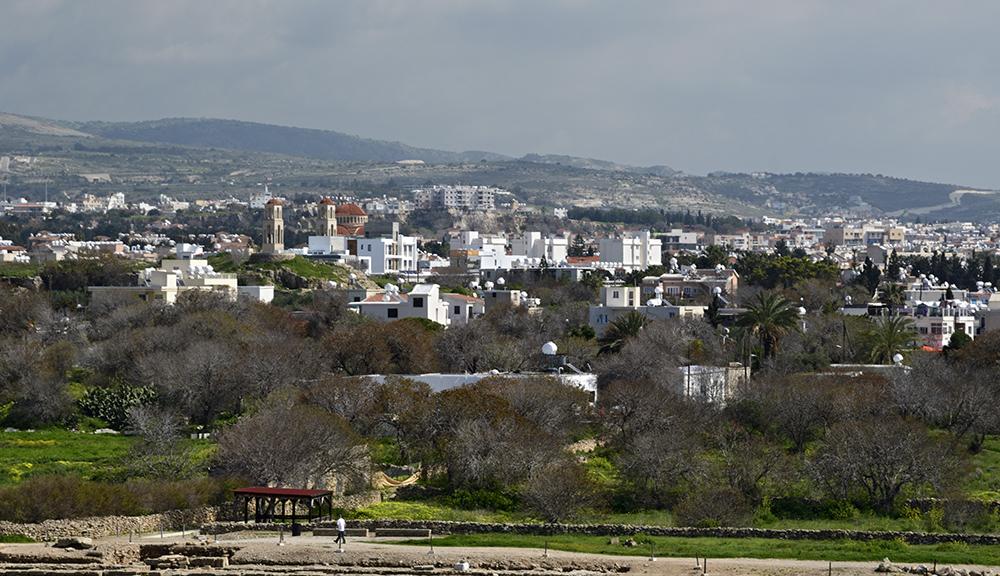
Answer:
xmin=336 ymin=203 xmax=366 ymax=216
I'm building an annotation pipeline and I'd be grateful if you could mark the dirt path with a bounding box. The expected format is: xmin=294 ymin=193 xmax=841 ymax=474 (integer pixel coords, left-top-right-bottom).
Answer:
xmin=4 ymin=531 xmax=999 ymax=576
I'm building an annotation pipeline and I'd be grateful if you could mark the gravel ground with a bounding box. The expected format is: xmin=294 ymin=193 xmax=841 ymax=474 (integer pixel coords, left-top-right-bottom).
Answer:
xmin=2 ymin=531 xmax=998 ymax=576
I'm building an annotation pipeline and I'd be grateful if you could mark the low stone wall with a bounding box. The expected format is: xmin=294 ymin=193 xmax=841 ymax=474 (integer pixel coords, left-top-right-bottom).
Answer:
xmin=5 ymin=496 xmax=1000 ymax=547
xmin=248 ymin=519 xmax=1000 ymax=547
xmin=0 ymin=506 xmax=224 ymax=541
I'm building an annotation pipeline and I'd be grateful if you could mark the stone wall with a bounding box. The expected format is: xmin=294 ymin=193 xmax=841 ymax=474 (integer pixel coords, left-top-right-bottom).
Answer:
xmin=4 ymin=495 xmax=1000 ymax=547
xmin=0 ymin=505 xmax=226 ymax=541
xmin=207 ymin=518 xmax=1000 ymax=547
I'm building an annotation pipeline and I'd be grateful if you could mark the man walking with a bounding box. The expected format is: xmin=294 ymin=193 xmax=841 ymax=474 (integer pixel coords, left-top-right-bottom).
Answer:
xmin=335 ymin=514 xmax=346 ymax=545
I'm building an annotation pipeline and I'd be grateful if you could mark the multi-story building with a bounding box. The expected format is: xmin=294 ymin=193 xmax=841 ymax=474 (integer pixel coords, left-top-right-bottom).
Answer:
xmin=350 ymin=283 xmax=468 ymax=326
xmin=413 ymin=185 xmax=498 ymax=211
xmin=659 ymin=229 xmax=699 ymax=251
xmin=824 ymin=225 xmax=865 ymax=247
xmin=598 ymin=229 xmax=662 ymax=271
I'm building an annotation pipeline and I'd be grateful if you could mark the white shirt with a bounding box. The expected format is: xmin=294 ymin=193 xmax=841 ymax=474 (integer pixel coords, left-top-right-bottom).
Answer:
xmin=337 ymin=517 xmax=346 ymax=531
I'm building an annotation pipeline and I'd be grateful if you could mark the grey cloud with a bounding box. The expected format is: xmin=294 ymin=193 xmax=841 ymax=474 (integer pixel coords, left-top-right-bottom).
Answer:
xmin=3 ymin=1 xmax=1000 ymax=188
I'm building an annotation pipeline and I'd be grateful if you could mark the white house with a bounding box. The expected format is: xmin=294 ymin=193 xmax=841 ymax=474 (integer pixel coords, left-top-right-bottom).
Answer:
xmin=88 ymin=253 xmax=240 ymax=306
xmin=350 ymin=283 xmax=449 ymax=325
xmin=441 ymin=293 xmax=485 ymax=326
xmin=589 ymin=285 xmax=705 ymax=337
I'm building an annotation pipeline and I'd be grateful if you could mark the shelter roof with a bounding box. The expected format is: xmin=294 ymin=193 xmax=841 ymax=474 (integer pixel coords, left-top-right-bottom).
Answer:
xmin=233 ymin=487 xmax=332 ymax=498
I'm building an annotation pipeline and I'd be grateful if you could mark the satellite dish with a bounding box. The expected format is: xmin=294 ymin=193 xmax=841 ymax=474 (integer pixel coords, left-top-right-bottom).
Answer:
xmin=892 ymin=353 xmax=904 ymax=365
xmin=497 ymin=277 xmax=506 ymax=285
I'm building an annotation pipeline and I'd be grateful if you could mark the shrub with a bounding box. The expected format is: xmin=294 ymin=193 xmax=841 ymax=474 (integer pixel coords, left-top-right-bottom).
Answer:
xmin=673 ymin=487 xmax=752 ymax=527
xmin=822 ymin=499 xmax=860 ymax=521
xmin=520 ymin=458 xmax=602 ymax=523
xmin=448 ymin=484 xmax=518 ymax=512
xmin=0 ymin=475 xmax=241 ymax=523
xmin=78 ymin=382 xmax=156 ymax=430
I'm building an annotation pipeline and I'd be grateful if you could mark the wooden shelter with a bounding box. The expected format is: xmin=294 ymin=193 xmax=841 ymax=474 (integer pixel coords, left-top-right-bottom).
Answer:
xmin=232 ymin=487 xmax=334 ymax=524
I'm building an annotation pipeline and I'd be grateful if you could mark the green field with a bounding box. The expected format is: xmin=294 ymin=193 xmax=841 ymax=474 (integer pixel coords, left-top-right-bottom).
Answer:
xmin=0 ymin=429 xmax=132 ymax=485
xmin=0 ymin=429 xmax=214 ymax=486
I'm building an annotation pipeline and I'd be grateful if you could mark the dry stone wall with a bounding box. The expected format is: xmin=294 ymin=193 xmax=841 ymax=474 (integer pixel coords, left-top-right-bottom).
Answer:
xmin=0 ymin=491 xmax=383 ymax=541
xmin=210 ymin=518 xmax=1000 ymax=547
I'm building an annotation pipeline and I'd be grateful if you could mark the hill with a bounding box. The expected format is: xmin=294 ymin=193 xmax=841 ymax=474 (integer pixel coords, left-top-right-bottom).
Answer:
xmin=72 ymin=117 xmax=510 ymax=164
xmin=1 ymin=112 xmax=999 ymax=220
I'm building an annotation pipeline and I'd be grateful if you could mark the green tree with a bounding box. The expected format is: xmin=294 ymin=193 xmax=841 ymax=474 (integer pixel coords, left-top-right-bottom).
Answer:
xmin=735 ymin=292 xmax=801 ymax=358
xmin=569 ymin=235 xmax=588 ymax=257
xmin=864 ymin=314 xmax=918 ymax=364
xmin=877 ymin=282 xmax=906 ymax=310
xmin=858 ymin=256 xmax=882 ymax=295
xmin=943 ymin=331 xmax=972 ymax=357
xmin=598 ymin=310 xmax=650 ymax=355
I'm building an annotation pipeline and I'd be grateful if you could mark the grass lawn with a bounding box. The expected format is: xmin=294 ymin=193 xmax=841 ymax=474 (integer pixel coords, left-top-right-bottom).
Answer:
xmin=0 ymin=429 xmax=132 ymax=485
xmin=0 ymin=429 xmax=214 ymax=486
xmin=399 ymin=533 xmax=1000 ymax=566
xmin=965 ymin=437 xmax=1000 ymax=500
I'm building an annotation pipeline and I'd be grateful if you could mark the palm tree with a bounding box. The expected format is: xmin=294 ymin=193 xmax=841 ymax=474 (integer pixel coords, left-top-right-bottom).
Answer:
xmin=598 ymin=310 xmax=650 ymax=355
xmin=866 ymin=314 xmax=918 ymax=364
xmin=877 ymin=282 xmax=906 ymax=311
xmin=735 ymin=292 xmax=801 ymax=358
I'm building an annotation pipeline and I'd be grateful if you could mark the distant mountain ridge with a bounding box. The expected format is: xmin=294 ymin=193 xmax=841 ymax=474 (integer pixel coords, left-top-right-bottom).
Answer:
xmin=3 ymin=111 xmax=999 ymax=220
xmin=70 ymin=117 xmax=681 ymax=176
xmin=72 ymin=117 xmax=511 ymax=164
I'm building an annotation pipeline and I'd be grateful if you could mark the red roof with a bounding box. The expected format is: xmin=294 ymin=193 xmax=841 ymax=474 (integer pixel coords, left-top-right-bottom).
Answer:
xmin=265 ymin=199 xmax=282 ymax=206
xmin=336 ymin=203 xmax=366 ymax=216
xmin=318 ymin=197 xmax=335 ymax=205
xmin=233 ymin=487 xmax=332 ymax=498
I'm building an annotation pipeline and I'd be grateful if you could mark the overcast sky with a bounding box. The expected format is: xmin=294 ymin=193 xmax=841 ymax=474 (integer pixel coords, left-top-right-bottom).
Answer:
xmin=3 ymin=1 xmax=1000 ymax=188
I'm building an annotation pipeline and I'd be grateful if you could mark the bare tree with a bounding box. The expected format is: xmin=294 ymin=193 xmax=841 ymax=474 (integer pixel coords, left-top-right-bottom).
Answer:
xmin=809 ymin=416 xmax=970 ymax=511
xmin=299 ymin=375 xmax=381 ymax=436
xmin=122 ymin=406 xmax=199 ymax=480
xmin=713 ymin=422 xmax=792 ymax=501
xmin=215 ymin=403 xmax=366 ymax=489
xmin=520 ymin=457 xmax=601 ymax=522
xmin=478 ymin=375 xmax=591 ymax=442
xmin=435 ymin=321 xmax=497 ymax=373
xmin=749 ymin=374 xmax=832 ymax=453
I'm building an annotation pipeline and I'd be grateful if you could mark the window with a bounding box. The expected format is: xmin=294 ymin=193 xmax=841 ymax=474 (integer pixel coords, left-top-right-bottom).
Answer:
xmin=412 ymin=297 xmax=424 ymax=308
xmin=387 ymin=308 xmax=398 ymax=318
xmin=454 ymin=305 xmax=461 ymax=314
xmin=613 ymin=290 xmax=619 ymax=299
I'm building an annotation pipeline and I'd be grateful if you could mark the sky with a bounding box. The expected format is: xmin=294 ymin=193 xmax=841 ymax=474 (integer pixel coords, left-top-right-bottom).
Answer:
xmin=3 ymin=1 xmax=1000 ymax=189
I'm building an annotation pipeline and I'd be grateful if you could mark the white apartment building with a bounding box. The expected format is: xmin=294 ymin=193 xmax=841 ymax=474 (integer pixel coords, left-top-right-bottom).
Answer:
xmin=509 ymin=231 xmax=569 ymax=263
xmin=659 ymin=229 xmax=699 ymax=251
xmin=598 ymin=230 xmax=662 ymax=271
xmin=413 ymin=185 xmax=497 ymax=211
xmin=357 ymin=235 xmax=418 ymax=275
